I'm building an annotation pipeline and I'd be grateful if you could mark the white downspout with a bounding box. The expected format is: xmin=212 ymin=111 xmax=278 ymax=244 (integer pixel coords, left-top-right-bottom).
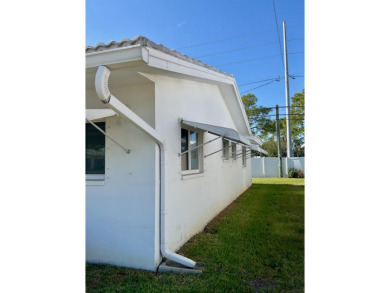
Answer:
xmin=95 ymin=65 xmax=196 ymax=269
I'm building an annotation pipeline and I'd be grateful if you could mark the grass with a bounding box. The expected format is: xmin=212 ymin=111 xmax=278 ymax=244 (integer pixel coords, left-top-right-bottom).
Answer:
xmin=86 ymin=178 xmax=304 ymax=292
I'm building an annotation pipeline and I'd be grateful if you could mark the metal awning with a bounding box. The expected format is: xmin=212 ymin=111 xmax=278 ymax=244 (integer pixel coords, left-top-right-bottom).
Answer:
xmin=250 ymin=144 xmax=268 ymax=155
xmin=248 ymin=135 xmax=263 ymax=146
xmin=181 ymin=120 xmax=251 ymax=145
xmin=86 ymin=109 xmax=117 ymax=121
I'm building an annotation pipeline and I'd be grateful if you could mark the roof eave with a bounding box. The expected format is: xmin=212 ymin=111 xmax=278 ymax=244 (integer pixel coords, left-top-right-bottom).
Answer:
xmin=86 ymin=41 xmax=252 ymax=136
xmin=86 ymin=45 xmax=148 ymax=69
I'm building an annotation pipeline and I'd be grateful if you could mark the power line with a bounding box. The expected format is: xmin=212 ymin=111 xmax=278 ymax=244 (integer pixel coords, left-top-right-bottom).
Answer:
xmin=253 ymin=106 xmax=304 ymax=112
xmin=289 ymin=77 xmax=303 ymax=94
xmin=175 ymin=28 xmax=276 ymax=50
xmin=195 ymin=41 xmax=278 ymax=58
xmin=216 ymin=53 xmax=281 ymax=66
xmin=195 ymin=38 xmax=304 ymax=58
xmin=272 ymin=0 xmax=284 ymax=69
xmin=238 ymin=76 xmax=282 ymax=86
xmin=288 ymin=51 xmax=304 ymax=55
xmin=238 ymin=73 xmax=303 ymax=86
xmin=174 ymin=24 xmax=304 ymax=50
xmin=269 ymin=105 xmax=305 ymax=108
xmin=216 ymin=51 xmax=304 ymax=67
xmin=262 ymin=116 xmax=305 ymax=121
xmin=266 ymin=113 xmax=304 ymax=116
xmin=240 ymin=79 xmax=280 ymax=94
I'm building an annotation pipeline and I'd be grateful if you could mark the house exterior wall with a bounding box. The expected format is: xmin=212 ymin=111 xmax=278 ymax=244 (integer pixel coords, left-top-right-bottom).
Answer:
xmin=85 ymin=82 xmax=160 ymax=271
xmin=86 ymin=70 xmax=253 ymax=271
xmin=153 ymin=75 xmax=252 ymax=253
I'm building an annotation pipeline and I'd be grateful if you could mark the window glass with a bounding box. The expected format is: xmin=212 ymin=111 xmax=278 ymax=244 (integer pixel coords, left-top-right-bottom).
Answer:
xmin=232 ymin=143 xmax=237 ymax=159
xmin=242 ymin=146 xmax=247 ymax=166
xmin=181 ymin=128 xmax=201 ymax=172
xmin=190 ymin=131 xmax=199 ymax=170
xmin=86 ymin=122 xmax=105 ymax=174
xmin=181 ymin=128 xmax=189 ymax=171
xmin=223 ymin=139 xmax=230 ymax=159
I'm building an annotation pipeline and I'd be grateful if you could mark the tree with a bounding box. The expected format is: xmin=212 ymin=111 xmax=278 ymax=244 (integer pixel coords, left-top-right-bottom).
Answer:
xmin=241 ymin=94 xmax=274 ymax=140
xmin=290 ymin=89 xmax=305 ymax=156
xmin=241 ymin=89 xmax=305 ymax=157
xmin=261 ymin=140 xmax=287 ymax=157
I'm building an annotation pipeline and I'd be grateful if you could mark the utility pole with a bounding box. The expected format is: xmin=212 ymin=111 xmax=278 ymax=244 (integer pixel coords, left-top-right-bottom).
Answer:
xmin=276 ymin=105 xmax=283 ymax=178
xmin=283 ymin=20 xmax=293 ymax=157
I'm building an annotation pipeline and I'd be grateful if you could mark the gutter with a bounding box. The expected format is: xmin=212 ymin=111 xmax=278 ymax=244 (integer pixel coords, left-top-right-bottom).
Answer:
xmin=94 ymin=65 xmax=196 ymax=269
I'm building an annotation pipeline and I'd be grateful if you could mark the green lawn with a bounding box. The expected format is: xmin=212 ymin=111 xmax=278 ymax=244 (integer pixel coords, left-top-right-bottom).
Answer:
xmin=86 ymin=178 xmax=304 ymax=292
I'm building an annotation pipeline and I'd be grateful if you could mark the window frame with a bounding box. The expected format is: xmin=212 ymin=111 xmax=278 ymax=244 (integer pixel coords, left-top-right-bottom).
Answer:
xmin=222 ymin=138 xmax=230 ymax=160
xmin=180 ymin=127 xmax=203 ymax=175
xmin=242 ymin=146 xmax=247 ymax=167
xmin=86 ymin=121 xmax=106 ymax=182
xmin=231 ymin=142 xmax=237 ymax=160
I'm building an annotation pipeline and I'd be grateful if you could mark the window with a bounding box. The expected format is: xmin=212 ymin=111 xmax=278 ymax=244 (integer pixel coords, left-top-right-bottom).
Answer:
xmin=86 ymin=122 xmax=105 ymax=175
xmin=222 ymin=138 xmax=230 ymax=160
xmin=181 ymin=128 xmax=201 ymax=172
xmin=231 ymin=143 xmax=237 ymax=160
xmin=242 ymin=146 xmax=247 ymax=167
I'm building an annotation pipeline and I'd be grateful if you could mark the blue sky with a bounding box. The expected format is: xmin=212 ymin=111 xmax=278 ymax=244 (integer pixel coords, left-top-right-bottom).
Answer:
xmin=86 ymin=0 xmax=304 ymax=113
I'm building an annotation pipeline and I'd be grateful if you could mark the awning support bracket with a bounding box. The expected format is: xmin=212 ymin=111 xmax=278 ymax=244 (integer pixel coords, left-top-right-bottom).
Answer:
xmin=178 ymin=135 xmax=221 ymax=157
xmin=86 ymin=118 xmax=130 ymax=154
xmin=204 ymin=143 xmax=232 ymax=158
xmin=235 ymin=149 xmax=252 ymax=159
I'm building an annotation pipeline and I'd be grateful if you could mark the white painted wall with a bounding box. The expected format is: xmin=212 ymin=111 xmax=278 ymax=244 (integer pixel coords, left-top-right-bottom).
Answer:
xmin=153 ymin=74 xmax=252 ymax=253
xmin=251 ymin=157 xmax=305 ymax=178
xmin=86 ymin=71 xmax=253 ymax=271
xmin=86 ymin=81 xmax=161 ymax=271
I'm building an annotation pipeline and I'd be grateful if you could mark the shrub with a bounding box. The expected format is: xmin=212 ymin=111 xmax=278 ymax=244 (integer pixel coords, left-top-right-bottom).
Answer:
xmin=296 ymin=170 xmax=304 ymax=178
xmin=288 ymin=168 xmax=304 ymax=178
xmin=288 ymin=168 xmax=297 ymax=178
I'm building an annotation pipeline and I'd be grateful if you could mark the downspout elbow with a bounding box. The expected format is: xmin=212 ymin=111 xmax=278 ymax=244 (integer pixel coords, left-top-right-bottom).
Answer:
xmin=161 ymin=243 xmax=196 ymax=268
xmin=95 ymin=66 xmax=112 ymax=103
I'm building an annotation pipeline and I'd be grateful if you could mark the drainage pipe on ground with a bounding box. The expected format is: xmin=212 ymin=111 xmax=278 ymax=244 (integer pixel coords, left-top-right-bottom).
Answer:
xmin=94 ymin=65 xmax=196 ymax=269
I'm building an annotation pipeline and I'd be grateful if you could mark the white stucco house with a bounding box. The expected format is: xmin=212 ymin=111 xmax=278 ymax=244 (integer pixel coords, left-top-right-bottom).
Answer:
xmin=85 ymin=36 xmax=266 ymax=271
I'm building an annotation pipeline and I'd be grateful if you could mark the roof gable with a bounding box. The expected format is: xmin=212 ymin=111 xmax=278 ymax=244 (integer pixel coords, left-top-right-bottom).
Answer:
xmin=86 ymin=36 xmax=253 ymax=137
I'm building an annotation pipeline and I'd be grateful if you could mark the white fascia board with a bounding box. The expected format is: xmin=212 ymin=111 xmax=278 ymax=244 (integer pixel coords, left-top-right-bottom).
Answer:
xmin=146 ymin=47 xmax=236 ymax=85
xmin=86 ymin=45 xmax=148 ymax=68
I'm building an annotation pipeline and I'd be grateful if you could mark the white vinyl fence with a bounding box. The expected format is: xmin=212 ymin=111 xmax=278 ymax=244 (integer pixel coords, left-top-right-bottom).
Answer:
xmin=251 ymin=157 xmax=305 ymax=178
